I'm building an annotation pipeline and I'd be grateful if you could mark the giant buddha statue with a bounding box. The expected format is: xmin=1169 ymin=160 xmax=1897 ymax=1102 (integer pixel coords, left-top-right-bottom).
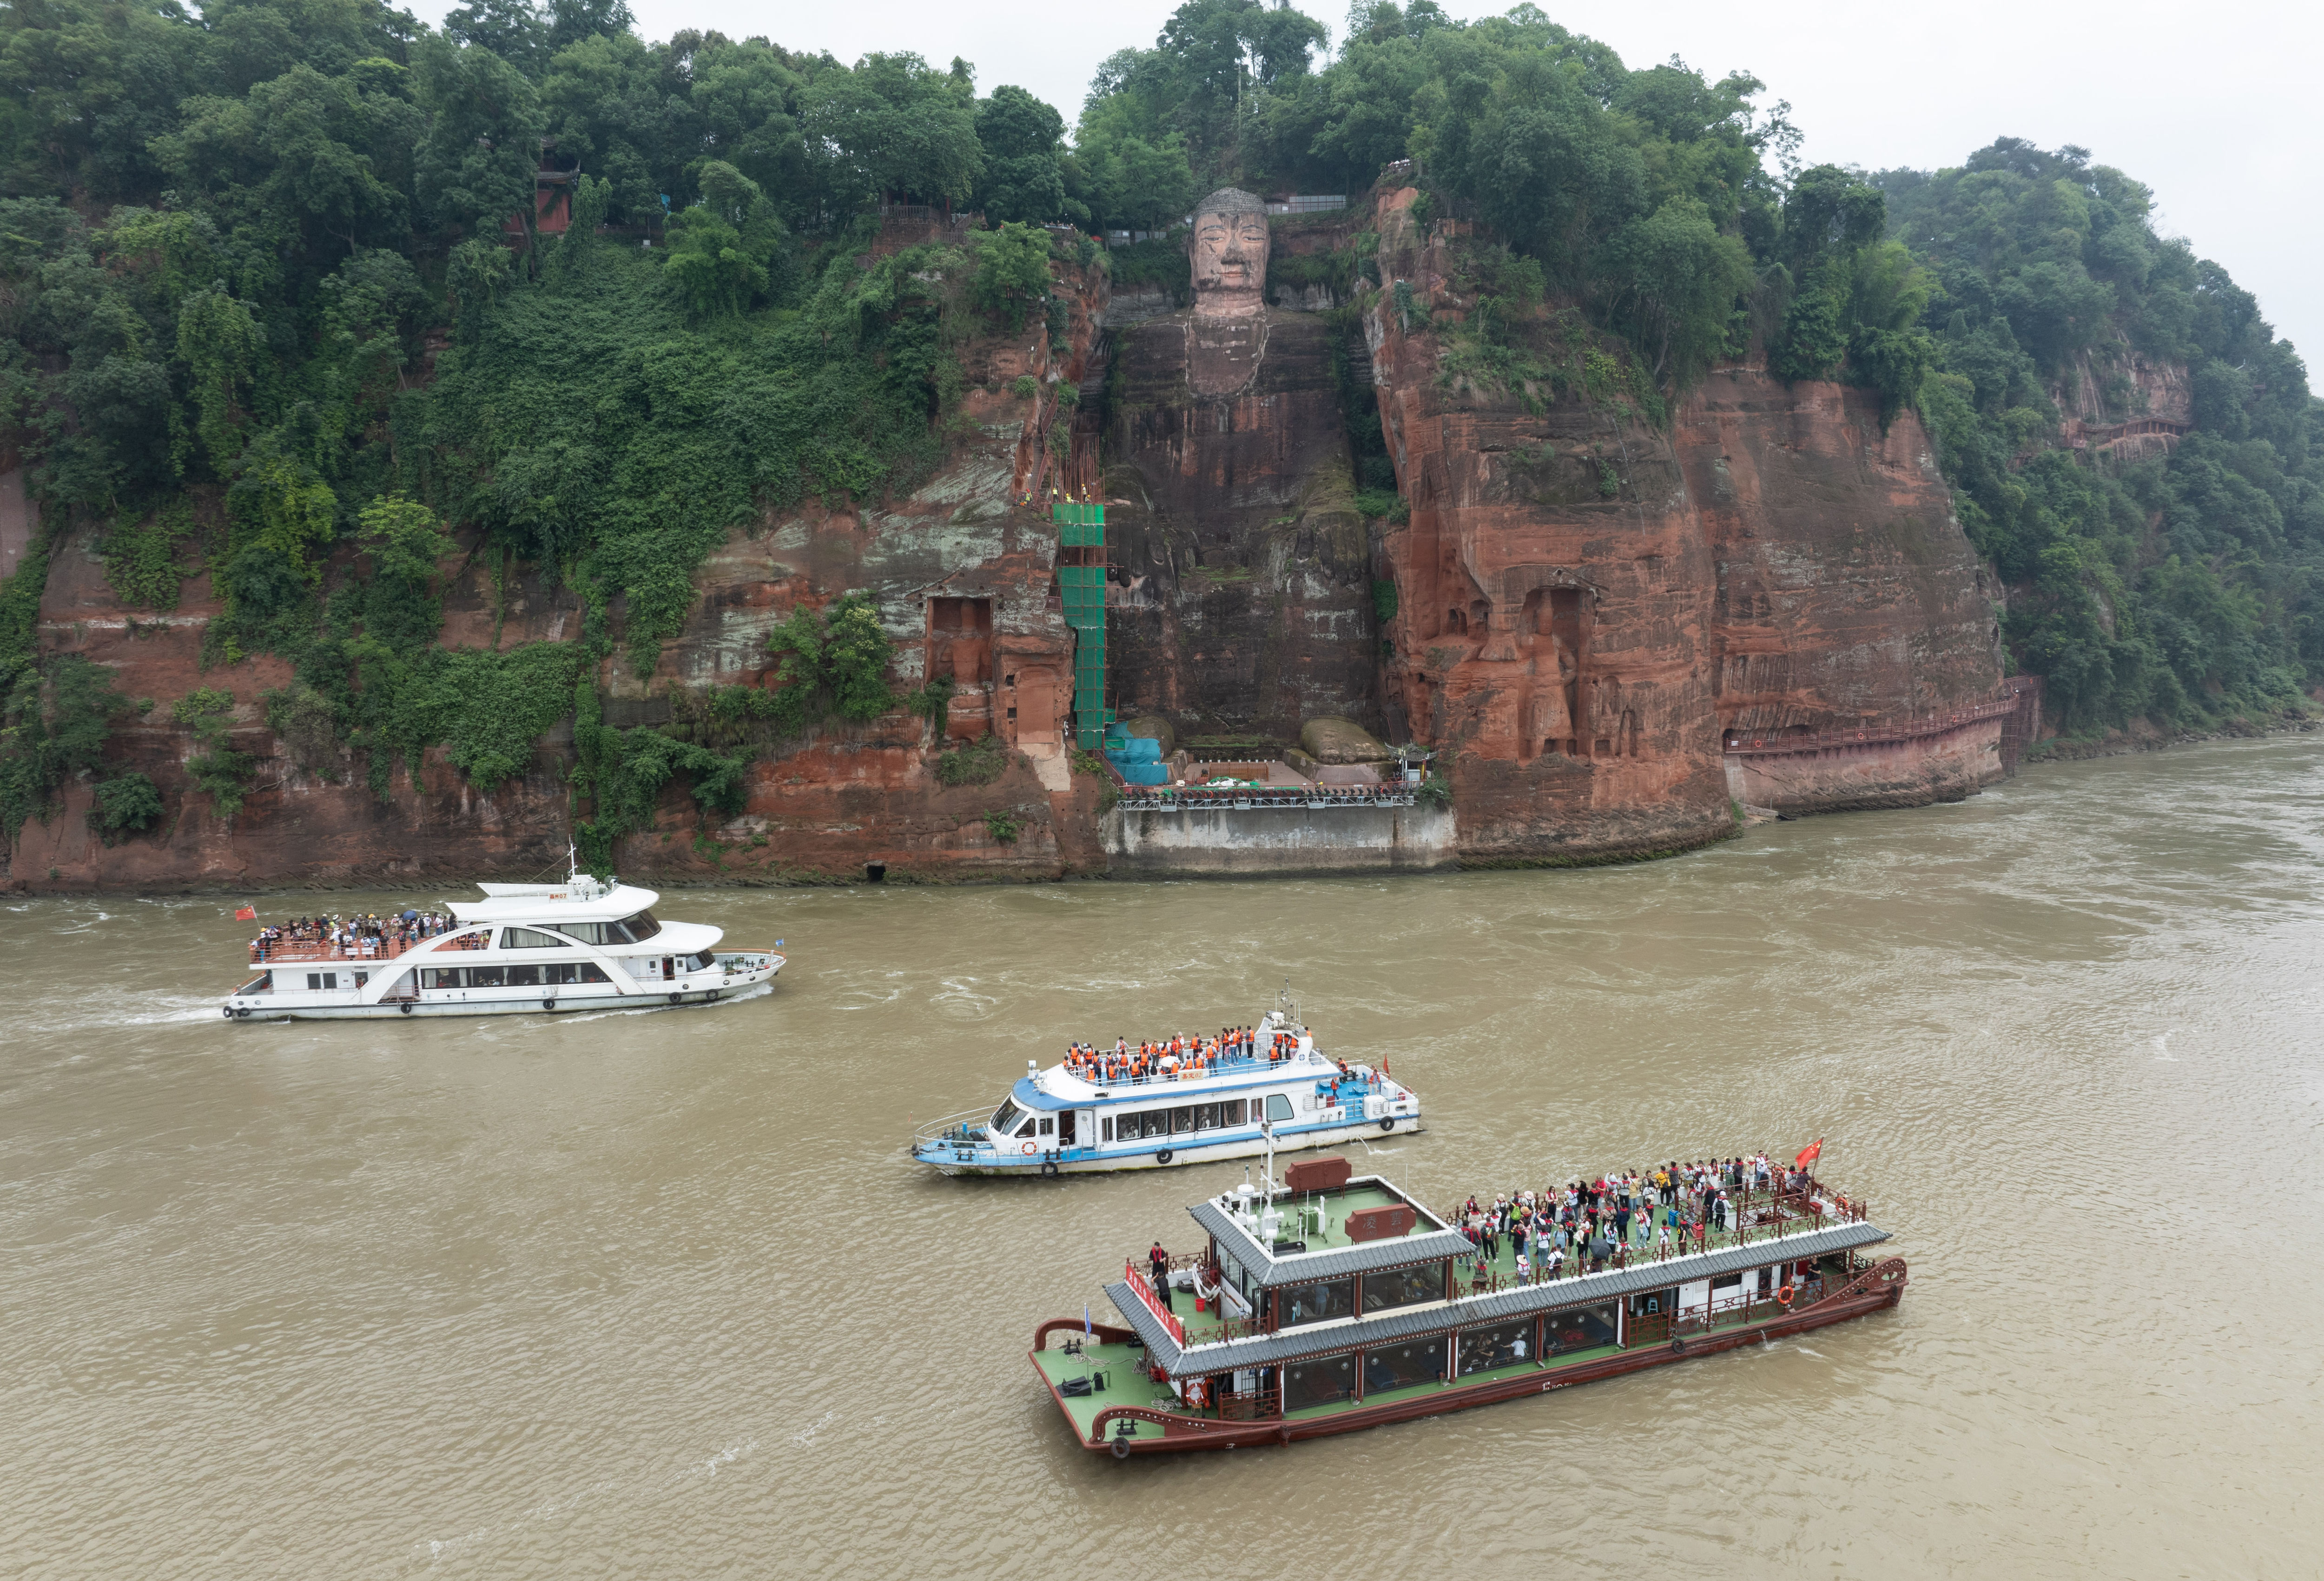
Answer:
xmin=1101 ymin=188 xmax=1377 ymax=735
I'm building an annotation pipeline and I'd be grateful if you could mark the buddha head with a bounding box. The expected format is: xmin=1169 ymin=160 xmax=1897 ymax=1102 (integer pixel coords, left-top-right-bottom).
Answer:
xmin=1188 ymin=187 xmax=1269 ymax=317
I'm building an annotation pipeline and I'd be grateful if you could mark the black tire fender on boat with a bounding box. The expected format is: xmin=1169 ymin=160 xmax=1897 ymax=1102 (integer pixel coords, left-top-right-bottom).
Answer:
xmin=1379 ymin=1117 xmax=1395 ymax=1133
xmin=221 ymin=1006 xmax=235 ymax=1019
xmin=1110 ymin=1437 xmax=1131 ymax=1460
xmin=542 ymin=997 xmax=555 ymax=1010
xmin=1155 ymin=1148 xmax=1174 ymax=1166
xmin=1669 ymin=1337 xmax=1686 ymax=1355
xmin=399 ymin=1001 xmax=413 ymax=1015
xmin=667 ymin=992 xmax=680 ymax=1004
xmin=1041 ymin=1160 xmax=1059 ymax=1178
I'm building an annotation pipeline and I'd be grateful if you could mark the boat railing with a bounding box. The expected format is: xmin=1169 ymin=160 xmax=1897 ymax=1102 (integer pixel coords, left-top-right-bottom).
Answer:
xmin=910 ymin=1108 xmax=993 ymax=1152
xmin=1121 ymin=1260 xmax=1187 ymax=1345
xmin=247 ymin=929 xmax=487 ymax=966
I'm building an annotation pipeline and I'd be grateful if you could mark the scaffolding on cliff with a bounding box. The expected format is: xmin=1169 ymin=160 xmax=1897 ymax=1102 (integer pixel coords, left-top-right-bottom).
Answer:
xmin=1055 ymin=501 xmax=1111 ymax=750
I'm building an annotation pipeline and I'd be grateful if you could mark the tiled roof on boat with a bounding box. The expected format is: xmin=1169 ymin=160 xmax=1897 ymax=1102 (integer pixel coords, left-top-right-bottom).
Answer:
xmin=1110 ymin=1220 xmax=1891 ymax=1376
xmin=1189 ymin=1191 xmax=1470 ymax=1286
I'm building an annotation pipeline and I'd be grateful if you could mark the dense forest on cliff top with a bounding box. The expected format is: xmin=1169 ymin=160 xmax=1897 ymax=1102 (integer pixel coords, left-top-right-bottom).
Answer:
xmin=0 ymin=0 xmax=2317 ymax=852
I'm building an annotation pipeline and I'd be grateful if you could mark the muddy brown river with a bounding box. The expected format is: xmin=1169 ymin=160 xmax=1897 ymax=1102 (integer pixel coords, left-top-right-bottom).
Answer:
xmin=4 ymin=738 xmax=2322 ymax=1578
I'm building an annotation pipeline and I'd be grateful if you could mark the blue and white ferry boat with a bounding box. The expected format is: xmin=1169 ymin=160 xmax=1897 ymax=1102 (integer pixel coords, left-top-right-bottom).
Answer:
xmin=910 ymin=989 xmax=1424 ymax=1177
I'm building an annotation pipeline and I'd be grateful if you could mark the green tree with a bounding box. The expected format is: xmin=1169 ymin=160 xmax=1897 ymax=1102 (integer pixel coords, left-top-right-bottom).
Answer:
xmin=969 ymin=222 xmax=1052 ymax=332
xmin=414 ymin=36 xmax=543 ymax=244
xmin=975 ymin=85 xmax=1069 ymax=224
xmin=798 ymin=52 xmax=982 ymax=212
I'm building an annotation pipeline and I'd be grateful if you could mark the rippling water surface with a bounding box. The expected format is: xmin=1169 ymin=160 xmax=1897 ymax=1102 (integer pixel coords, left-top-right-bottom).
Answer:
xmin=5 ymin=738 xmax=2323 ymax=1578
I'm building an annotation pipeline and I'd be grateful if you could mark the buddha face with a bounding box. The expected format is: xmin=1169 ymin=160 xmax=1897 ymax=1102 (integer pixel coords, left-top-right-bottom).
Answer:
xmin=1190 ymin=203 xmax=1269 ymax=317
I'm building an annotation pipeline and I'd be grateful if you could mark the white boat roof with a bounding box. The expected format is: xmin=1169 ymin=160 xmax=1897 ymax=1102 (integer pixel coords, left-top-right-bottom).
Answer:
xmin=449 ymin=881 xmax=660 ymax=925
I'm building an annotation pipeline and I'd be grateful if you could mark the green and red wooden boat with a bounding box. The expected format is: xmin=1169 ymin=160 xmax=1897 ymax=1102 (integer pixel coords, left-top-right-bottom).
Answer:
xmin=1033 ymin=1153 xmax=1905 ymax=1456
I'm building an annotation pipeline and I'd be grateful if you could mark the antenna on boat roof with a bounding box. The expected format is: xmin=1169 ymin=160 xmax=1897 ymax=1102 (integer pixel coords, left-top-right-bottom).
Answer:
xmin=1275 ymin=978 xmax=1301 ymax=1032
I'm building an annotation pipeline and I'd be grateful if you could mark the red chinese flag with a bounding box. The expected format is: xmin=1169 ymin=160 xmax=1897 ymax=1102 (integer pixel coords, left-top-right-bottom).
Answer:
xmin=234 ymin=906 xmax=257 ymax=921
xmin=1795 ymin=1138 xmax=1823 ymax=1168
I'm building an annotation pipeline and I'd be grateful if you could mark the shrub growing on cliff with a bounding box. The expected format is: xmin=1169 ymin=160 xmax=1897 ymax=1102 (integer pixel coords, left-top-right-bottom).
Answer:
xmin=0 ymin=657 xmax=139 ymax=840
xmin=88 ymin=772 xmax=164 ymax=844
xmin=934 ymin=732 xmax=1010 ymax=787
xmin=764 ymin=593 xmax=896 ymax=733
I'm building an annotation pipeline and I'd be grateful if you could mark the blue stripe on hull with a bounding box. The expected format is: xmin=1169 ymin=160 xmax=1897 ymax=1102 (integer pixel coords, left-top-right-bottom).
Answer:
xmin=919 ymin=1115 xmax=1425 ymax=1176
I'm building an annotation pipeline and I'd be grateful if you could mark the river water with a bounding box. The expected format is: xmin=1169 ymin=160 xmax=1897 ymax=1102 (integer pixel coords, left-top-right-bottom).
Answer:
xmin=4 ymin=738 xmax=2322 ymax=1578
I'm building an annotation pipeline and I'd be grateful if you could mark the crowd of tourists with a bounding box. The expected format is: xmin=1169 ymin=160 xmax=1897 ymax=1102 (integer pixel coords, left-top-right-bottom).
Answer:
xmin=251 ymin=909 xmax=457 ymax=960
xmin=1062 ymin=1027 xmax=1373 ymax=1086
xmin=1441 ymin=1154 xmax=1822 ymax=1284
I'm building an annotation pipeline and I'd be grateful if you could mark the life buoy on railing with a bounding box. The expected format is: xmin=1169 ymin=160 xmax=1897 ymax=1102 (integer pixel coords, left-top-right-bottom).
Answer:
xmin=1776 ymin=1285 xmax=1795 ymax=1306
xmin=1185 ymin=1377 xmax=1208 ymax=1409
xmin=1021 ymin=1141 xmax=1037 ymax=1156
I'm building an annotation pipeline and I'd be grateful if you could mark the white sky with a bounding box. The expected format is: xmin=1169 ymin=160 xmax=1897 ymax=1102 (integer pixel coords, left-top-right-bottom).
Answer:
xmin=405 ymin=0 xmax=2324 ymax=368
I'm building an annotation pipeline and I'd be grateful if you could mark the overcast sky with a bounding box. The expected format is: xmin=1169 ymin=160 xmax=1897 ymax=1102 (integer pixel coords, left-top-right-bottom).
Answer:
xmin=407 ymin=0 xmax=2324 ymax=365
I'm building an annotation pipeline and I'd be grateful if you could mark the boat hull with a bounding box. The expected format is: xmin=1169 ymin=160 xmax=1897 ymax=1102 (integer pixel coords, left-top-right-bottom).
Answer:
xmin=1039 ymin=1271 xmax=1905 ymax=1456
xmin=919 ymin=1116 xmax=1423 ymax=1177
xmin=223 ymin=963 xmax=780 ymax=1021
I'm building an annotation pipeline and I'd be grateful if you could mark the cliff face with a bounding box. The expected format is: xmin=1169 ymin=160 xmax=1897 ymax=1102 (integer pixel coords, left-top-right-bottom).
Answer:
xmin=1365 ymin=190 xmax=2001 ymax=860
xmin=7 ymin=205 xmax=2009 ymax=892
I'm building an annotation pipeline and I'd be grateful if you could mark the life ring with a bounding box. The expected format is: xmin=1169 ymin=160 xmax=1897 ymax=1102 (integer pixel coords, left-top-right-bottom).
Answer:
xmin=1379 ymin=1117 xmax=1396 ymax=1133
xmin=1021 ymin=1141 xmax=1037 ymax=1156
xmin=1776 ymin=1285 xmax=1795 ymax=1306
xmin=1110 ymin=1437 xmax=1131 ymax=1460
xmin=1185 ymin=1378 xmax=1208 ymax=1408
xmin=1155 ymin=1148 xmax=1174 ymax=1165
xmin=1041 ymin=1160 xmax=1059 ymax=1178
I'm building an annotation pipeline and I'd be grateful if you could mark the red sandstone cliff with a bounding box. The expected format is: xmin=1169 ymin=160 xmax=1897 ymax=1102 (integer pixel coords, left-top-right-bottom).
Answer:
xmin=1364 ymin=189 xmax=2003 ymax=860
xmin=7 ymin=203 xmax=2009 ymax=892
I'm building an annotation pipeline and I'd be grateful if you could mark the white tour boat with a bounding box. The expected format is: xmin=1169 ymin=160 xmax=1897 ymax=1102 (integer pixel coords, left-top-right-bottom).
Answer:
xmin=220 ymin=868 xmax=782 ymax=1021
xmin=910 ymin=990 xmax=1423 ymax=1177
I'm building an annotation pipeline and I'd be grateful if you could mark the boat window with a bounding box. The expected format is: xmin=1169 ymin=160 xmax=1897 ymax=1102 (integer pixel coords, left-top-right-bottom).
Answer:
xmin=1282 ymin=1354 xmax=1355 ymax=1412
xmin=305 ymin=972 xmax=338 ymax=990
xmin=1544 ymin=1303 xmax=1618 ymax=1353
xmin=1037 ymin=1117 xmax=1053 ymax=1136
xmin=690 ymin=949 xmax=714 ymax=972
xmin=1195 ymin=1102 xmax=1221 ymax=1130
xmin=1170 ymin=1105 xmax=1194 ymax=1133
xmin=1264 ymin=1094 xmax=1294 ymax=1122
xmin=468 ymin=965 xmax=507 ymax=988
xmin=1275 ymin=1277 xmax=1354 ymax=1327
xmin=1014 ymin=1119 xmax=1037 ymax=1138
xmin=621 ymin=909 xmax=661 ymax=941
xmin=1362 ymin=1337 xmax=1445 ymax=1396
xmin=1102 ymin=1116 xmax=1114 ymax=1143
xmin=1361 ymin=1261 xmax=1446 ymax=1314
xmin=1224 ymin=1099 xmax=1248 ymax=1126
xmin=422 ymin=968 xmax=460 ymax=989
xmin=1456 ymin=1321 xmax=1532 ymax=1376
xmin=1141 ymin=1109 xmax=1170 ymax=1139
xmin=238 ymin=973 xmax=271 ymax=994
xmin=505 ymin=964 xmax=542 ymax=987
xmin=990 ymin=1100 xmax=1025 ymax=1135
xmin=503 ymin=927 xmax=566 ymax=949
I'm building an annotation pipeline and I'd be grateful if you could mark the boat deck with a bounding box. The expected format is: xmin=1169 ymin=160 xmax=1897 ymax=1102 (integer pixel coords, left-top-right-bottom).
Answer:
xmin=1040 ymin=1241 xmax=1860 ymax=1446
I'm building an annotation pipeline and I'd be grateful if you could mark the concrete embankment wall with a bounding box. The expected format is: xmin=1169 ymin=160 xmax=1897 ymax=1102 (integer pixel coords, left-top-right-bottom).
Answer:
xmin=1723 ymin=720 xmax=2005 ymax=815
xmin=1102 ymin=804 xmax=1458 ymax=875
